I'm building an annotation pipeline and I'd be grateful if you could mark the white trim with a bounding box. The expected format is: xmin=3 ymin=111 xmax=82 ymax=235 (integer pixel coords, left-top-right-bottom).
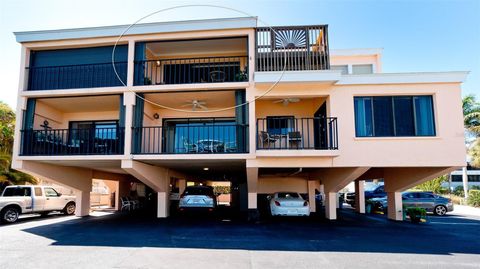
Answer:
xmin=254 ymin=70 xmax=342 ymax=83
xmin=331 ymin=48 xmax=384 ymax=56
xmin=14 ymin=17 xmax=258 ymax=43
xmin=336 ymin=71 xmax=469 ymax=85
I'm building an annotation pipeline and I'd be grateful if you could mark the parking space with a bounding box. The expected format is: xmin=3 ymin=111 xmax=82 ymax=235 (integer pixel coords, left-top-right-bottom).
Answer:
xmin=1 ymin=206 xmax=479 ymax=268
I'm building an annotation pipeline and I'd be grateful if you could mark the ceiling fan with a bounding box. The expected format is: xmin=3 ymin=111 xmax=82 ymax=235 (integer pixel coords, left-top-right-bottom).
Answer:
xmin=273 ymin=98 xmax=301 ymax=106
xmin=181 ymin=100 xmax=208 ymax=111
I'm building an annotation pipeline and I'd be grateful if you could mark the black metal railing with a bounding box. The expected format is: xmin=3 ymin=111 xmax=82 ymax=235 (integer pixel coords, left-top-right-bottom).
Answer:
xmin=132 ymin=124 xmax=248 ymax=154
xmin=20 ymin=128 xmax=125 ymax=155
xmin=256 ymin=117 xmax=338 ymax=150
xmin=134 ymin=56 xmax=248 ymax=85
xmin=27 ymin=62 xmax=128 ymax=91
xmin=255 ymin=25 xmax=330 ymax=71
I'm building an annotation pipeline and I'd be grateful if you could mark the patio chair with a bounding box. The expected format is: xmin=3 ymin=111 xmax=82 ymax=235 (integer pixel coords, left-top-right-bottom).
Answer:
xmin=288 ymin=131 xmax=302 ymax=149
xmin=120 ymin=197 xmax=131 ymax=211
xmin=183 ymin=138 xmax=197 ymax=153
xmin=128 ymin=197 xmax=139 ymax=210
xmin=260 ymin=131 xmax=278 ymax=149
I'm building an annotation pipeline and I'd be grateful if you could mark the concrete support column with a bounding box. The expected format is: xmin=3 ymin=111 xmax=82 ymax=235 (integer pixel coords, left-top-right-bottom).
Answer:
xmin=157 ymin=192 xmax=169 ymax=218
xmin=75 ymin=190 xmax=91 ymax=217
xmin=246 ymin=167 xmax=259 ymax=221
xmin=246 ymin=90 xmax=256 ymax=155
xmin=355 ymin=180 xmax=365 ymax=214
xmin=387 ymin=192 xmax=403 ymax=221
xmin=307 ymin=180 xmax=318 ymax=213
xmin=324 ymin=192 xmax=337 ymax=220
xmin=123 ymin=92 xmax=136 ymax=156
xmin=178 ymin=179 xmax=187 ymax=196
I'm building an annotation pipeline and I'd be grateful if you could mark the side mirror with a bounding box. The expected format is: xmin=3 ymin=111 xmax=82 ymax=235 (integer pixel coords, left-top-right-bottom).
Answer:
xmin=57 ymin=193 xmax=62 ymax=197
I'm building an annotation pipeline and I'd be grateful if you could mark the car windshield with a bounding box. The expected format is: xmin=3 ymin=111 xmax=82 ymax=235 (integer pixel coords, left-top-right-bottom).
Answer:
xmin=364 ymin=183 xmax=383 ymax=192
xmin=2 ymin=187 xmax=31 ymax=197
xmin=183 ymin=187 xmax=213 ymax=196
xmin=277 ymin=192 xmax=300 ymax=198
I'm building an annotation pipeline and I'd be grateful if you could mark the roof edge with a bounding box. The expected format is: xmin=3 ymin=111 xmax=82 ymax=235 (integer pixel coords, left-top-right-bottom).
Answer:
xmin=14 ymin=17 xmax=258 ymax=43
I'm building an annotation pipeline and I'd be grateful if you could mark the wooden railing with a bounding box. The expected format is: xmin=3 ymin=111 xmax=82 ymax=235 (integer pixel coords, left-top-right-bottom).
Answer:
xmin=255 ymin=25 xmax=330 ymax=71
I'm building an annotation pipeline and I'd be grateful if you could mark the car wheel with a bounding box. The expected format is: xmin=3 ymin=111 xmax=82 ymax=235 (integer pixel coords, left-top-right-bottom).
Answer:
xmin=40 ymin=212 xmax=50 ymax=217
xmin=1 ymin=207 xmax=20 ymax=223
xmin=63 ymin=202 xmax=76 ymax=215
xmin=434 ymin=205 xmax=447 ymax=216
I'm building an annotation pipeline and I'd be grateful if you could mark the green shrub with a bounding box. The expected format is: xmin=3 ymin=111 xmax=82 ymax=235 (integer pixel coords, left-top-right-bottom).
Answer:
xmin=467 ymin=190 xmax=480 ymax=207
xmin=405 ymin=207 xmax=427 ymax=223
xmin=453 ymin=186 xmax=465 ymax=196
xmin=414 ymin=175 xmax=447 ymax=194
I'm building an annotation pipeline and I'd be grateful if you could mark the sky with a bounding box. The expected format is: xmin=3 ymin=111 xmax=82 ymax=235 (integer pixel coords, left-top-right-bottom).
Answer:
xmin=0 ymin=0 xmax=479 ymax=109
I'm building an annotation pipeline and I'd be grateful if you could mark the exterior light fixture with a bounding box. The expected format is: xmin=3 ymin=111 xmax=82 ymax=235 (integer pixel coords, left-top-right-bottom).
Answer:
xmin=153 ymin=113 xmax=160 ymax=119
xmin=156 ymin=60 xmax=161 ymax=66
xmin=203 ymin=167 xmax=209 ymax=171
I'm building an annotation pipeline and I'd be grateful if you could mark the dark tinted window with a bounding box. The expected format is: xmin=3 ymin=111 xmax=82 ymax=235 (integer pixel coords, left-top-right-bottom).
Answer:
xmin=3 ymin=187 xmax=31 ymax=197
xmin=277 ymin=192 xmax=300 ymax=198
xmin=417 ymin=192 xmax=435 ymax=199
xmin=452 ymin=175 xmax=480 ymax=182
xmin=183 ymin=187 xmax=214 ymax=196
xmin=266 ymin=116 xmax=294 ymax=135
xmin=373 ymin=97 xmax=394 ymax=136
xmin=403 ymin=193 xmax=417 ymax=199
xmin=394 ymin=97 xmax=415 ymax=136
xmin=354 ymin=95 xmax=435 ymax=137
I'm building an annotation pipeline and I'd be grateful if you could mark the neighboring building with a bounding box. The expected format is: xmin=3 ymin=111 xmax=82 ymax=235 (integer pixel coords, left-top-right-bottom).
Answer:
xmin=12 ymin=17 xmax=467 ymax=221
xmin=443 ymin=167 xmax=480 ymax=190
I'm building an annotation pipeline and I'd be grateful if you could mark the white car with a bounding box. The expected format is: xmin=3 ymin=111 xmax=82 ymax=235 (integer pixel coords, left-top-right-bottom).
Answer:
xmin=269 ymin=192 xmax=310 ymax=217
xmin=0 ymin=185 xmax=76 ymax=223
xmin=178 ymin=186 xmax=216 ymax=212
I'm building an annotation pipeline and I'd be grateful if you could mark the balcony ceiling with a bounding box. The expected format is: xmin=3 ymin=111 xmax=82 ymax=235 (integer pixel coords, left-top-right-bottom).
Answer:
xmin=146 ymin=37 xmax=247 ymax=58
xmin=144 ymin=90 xmax=235 ymax=110
xmin=37 ymin=95 xmax=120 ymax=113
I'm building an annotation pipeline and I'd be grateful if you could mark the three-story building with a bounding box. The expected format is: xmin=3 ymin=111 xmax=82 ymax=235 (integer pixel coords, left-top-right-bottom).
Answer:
xmin=12 ymin=17 xmax=467 ymax=221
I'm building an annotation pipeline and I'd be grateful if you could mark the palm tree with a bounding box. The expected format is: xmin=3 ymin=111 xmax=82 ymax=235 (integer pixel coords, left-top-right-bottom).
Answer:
xmin=463 ymin=94 xmax=480 ymax=137
xmin=460 ymin=94 xmax=480 ymax=198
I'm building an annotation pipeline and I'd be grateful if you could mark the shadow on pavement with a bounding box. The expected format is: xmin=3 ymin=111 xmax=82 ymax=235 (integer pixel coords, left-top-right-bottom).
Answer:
xmin=20 ymin=207 xmax=480 ymax=255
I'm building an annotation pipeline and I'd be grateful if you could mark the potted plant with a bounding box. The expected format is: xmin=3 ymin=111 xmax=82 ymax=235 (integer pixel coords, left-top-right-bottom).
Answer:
xmin=235 ymin=70 xmax=248 ymax=81
xmin=405 ymin=207 xmax=427 ymax=223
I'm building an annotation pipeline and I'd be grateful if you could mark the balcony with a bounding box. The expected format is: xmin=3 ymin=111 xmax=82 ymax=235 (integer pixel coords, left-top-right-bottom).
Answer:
xmin=134 ymin=37 xmax=248 ymax=86
xmin=132 ymin=124 xmax=248 ymax=154
xmin=256 ymin=117 xmax=338 ymax=150
xmin=20 ymin=128 xmax=125 ymax=156
xmin=27 ymin=62 xmax=128 ymax=91
xmin=255 ymin=25 xmax=329 ymax=72
xmin=134 ymin=56 xmax=248 ymax=86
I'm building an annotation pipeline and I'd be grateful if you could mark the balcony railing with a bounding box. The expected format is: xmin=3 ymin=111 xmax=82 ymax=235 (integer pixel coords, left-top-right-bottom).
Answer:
xmin=20 ymin=128 xmax=125 ymax=156
xmin=257 ymin=117 xmax=338 ymax=150
xmin=255 ymin=25 xmax=329 ymax=72
xmin=27 ymin=62 xmax=128 ymax=91
xmin=132 ymin=124 xmax=249 ymax=154
xmin=134 ymin=56 xmax=248 ymax=86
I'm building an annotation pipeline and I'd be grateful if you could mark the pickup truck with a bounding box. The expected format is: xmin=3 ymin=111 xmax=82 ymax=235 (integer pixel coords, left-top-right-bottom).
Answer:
xmin=0 ymin=185 xmax=76 ymax=224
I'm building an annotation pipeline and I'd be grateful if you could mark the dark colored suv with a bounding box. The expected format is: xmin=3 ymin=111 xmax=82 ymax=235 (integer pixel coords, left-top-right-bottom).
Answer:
xmin=345 ymin=183 xmax=386 ymax=207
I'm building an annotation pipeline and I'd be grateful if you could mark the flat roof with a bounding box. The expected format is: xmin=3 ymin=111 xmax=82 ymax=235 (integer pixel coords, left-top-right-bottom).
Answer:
xmin=14 ymin=17 xmax=258 ymax=43
xmin=330 ymin=48 xmax=383 ymax=56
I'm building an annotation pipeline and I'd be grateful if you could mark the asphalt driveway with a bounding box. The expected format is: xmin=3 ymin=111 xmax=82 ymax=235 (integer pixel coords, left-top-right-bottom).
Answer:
xmin=1 ymin=208 xmax=479 ymax=269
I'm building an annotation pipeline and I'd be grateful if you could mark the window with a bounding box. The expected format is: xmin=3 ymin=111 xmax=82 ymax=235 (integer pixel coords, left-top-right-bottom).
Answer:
xmin=266 ymin=116 xmax=294 ymax=135
xmin=352 ymin=64 xmax=373 ymax=74
xmin=3 ymin=187 xmax=31 ymax=197
xmin=69 ymin=120 xmax=118 ymax=144
xmin=452 ymin=175 xmax=480 ymax=182
xmin=403 ymin=193 xmax=417 ymax=199
xmin=277 ymin=192 xmax=300 ymax=198
xmin=417 ymin=193 xmax=435 ymax=199
xmin=354 ymin=96 xmax=435 ymax=137
xmin=34 ymin=187 xmax=42 ymax=196
xmin=44 ymin=187 xmax=59 ymax=197
xmin=331 ymin=65 xmax=348 ymax=75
